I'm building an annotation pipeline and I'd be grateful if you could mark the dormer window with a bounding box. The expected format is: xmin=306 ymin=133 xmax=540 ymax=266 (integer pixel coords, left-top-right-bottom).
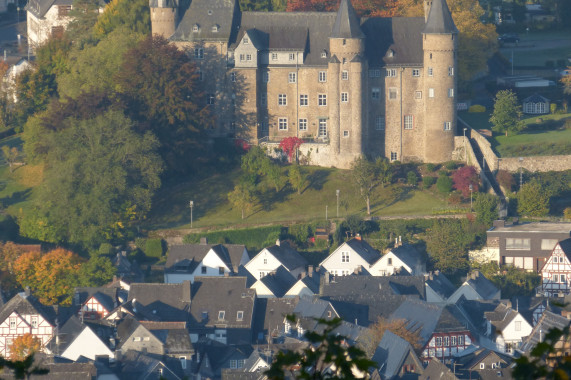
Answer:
xmin=321 ymin=50 xmax=327 ymax=58
xmin=193 ymin=24 xmax=199 ymax=33
xmin=243 ymin=37 xmax=249 ymax=44
xmin=207 ymin=10 xmax=213 ymax=15
xmin=218 ymin=311 xmax=225 ymax=320
xmin=212 ymin=25 xmax=219 ymax=33
xmin=388 ymin=49 xmax=395 ymax=57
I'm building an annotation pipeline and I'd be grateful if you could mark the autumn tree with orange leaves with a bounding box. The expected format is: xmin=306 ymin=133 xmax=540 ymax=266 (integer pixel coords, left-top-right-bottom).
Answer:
xmin=13 ymin=249 xmax=82 ymax=305
xmin=9 ymin=334 xmax=42 ymax=361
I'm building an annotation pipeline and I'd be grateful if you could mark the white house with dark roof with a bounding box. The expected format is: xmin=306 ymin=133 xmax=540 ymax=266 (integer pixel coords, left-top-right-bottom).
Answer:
xmin=285 ymin=267 xmax=321 ymax=298
xmin=540 ymin=238 xmax=571 ymax=297
xmin=49 ymin=316 xmax=114 ymax=361
xmin=165 ymin=240 xmax=249 ymax=283
xmin=26 ymin=0 xmax=73 ymax=48
xmin=250 ymin=265 xmax=297 ymax=298
xmin=425 ymin=271 xmax=456 ymax=304
xmin=369 ymin=243 xmax=426 ymax=276
xmin=320 ymin=237 xmax=380 ymax=276
xmin=522 ymin=93 xmax=550 ymax=115
xmin=448 ymin=270 xmax=501 ymax=304
xmin=484 ymin=302 xmax=532 ymax=354
xmin=244 ymin=240 xmax=307 ymax=280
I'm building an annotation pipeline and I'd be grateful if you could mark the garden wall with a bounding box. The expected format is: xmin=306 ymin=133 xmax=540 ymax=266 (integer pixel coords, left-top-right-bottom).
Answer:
xmin=498 ymin=155 xmax=571 ymax=172
xmin=263 ymin=141 xmax=359 ymax=169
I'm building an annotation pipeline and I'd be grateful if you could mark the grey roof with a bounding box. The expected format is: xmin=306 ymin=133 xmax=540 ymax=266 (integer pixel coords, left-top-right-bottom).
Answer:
xmin=172 ymin=0 xmax=240 ymax=42
xmin=30 ymin=362 xmax=98 ymax=380
xmin=426 ymin=271 xmax=456 ymax=300
xmin=523 ymin=93 xmax=550 ymax=104
xmin=140 ymin=321 xmax=192 ymax=354
xmin=520 ymin=310 xmax=571 ymax=352
xmin=372 ymin=331 xmax=416 ymax=379
xmin=46 ymin=316 xmax=113 ymax=354
xmin=456 ymin=298 xmax=501 ymax=335
xmin=299 ymin=273 xmax=321 ymax=295
xmin=488 ymin=221 xmax=571 ymax=234
xmin=345 ymin=238 xmax=381 ymax=265
xmin=26 ymin=0 xmax=73 ymax=19
xmin=119 ymin=350 xmax=182 ymax=380
xmin=484 ymin=303 xmax=519 ymax=333
xmin=128 ymin=282 xmax=191 ymax=322
xmin=331 ymin=0 xmax=364 ymax=39
xmin=166 ymin=243 xmax=246 ymax=273
xmin=253 ymin=297 xmax=298 ymax=341
xmin=256 ymin=242 xmax=308 ymax=272
xmin=459 ymin=348 xmax=510 ymax=371
xmin=423 ymin=0 xmax=458 ymax=34
xmin=390 ymin=244 xmax=424 ymax=271
xmin=294 ymin=296 xmax=335 ymax=320
xmin=116 ymin=315 xmax=143 ymax=345
xmin=0 ymin=293 xmax=58 ymax=327
xmin=112 ymin=252 xmax=144 ymax=282
xmin=559 ymin=238 xmax=571 ymax=260
xmin=190 ymin=277 xmax=255 ymax=329
xmin=420 ymin=358 xmax=458 ymax=380
xmin=194 ymin=339 xmax=252 ymax=377
xmin=74 ymin=287 xmax=117 ymax=311
xmin=257 ymin=265 xmax=297 ymax=298
xmin=390 ymin=299 xmax=443 ymax=345
xmin=465 ymin=271 xmax=500 ymax=300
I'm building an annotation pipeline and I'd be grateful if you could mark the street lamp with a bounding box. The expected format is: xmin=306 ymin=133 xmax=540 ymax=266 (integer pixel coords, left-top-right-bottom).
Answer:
xmin=336 ymin=189 xmax=340 ymax=218
xmin=463 ymin=128 xmax=468 ymax=163
xmin=519 ymin=157 xmax=523 ymax=191
xmin=189 ymin=200 xmax=194 ymax=228
xmin=469 ymin=184 xmax=473 ymax=211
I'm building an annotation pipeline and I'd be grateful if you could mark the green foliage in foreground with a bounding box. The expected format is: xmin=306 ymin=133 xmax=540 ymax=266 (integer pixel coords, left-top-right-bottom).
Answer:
xmin=183 ymin=225 xmax=284 ymax=253
xmin=474 ymin=262 xmax=540 ymax=298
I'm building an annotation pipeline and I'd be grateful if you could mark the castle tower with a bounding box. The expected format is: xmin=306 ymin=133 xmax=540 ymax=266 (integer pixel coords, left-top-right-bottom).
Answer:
xmin=422 ymin=0 xmax=457 ymax=163
xmin=328 ymin=0 xmax=366 ymax=156
xmin=150 ymin=0 xmax=178 ymax=39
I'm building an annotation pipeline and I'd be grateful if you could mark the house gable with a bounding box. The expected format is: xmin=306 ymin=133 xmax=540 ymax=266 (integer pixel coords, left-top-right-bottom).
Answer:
xmin=369 ymin=252 xmax=412 ymax=276
xmin=320 ymin=242 xmax=374 ymax=276
xmin=61 ymin=325 xmax=114 ymax=361
xmin=244 ymin=248 xmax=285 ymax=279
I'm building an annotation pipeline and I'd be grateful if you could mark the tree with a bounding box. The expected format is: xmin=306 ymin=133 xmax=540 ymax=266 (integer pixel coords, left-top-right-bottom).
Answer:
xmin=228 ymin=183 xmax=256 ymax=219
xmin=267 ymin=163 xmax=286 ymax=192
xmin=452 ymin=165 xmax=479 ymax=197
xmin=0 ymin=242 xmax=25 ymax=273
xmin=376 ymin=157 xmax=393 ymax=188
xmin=436 ymin=173 xmax=453 ymax=194
xmin=517 ymin=180 xmax=550 ymax=217
xmin=79 ymin=252 xmax=116 ymax=287
xmin=266 ymin=316 xmax=376 ymax=379
xmin=13 ymin=249 xmax=82 ymax=305
xmin=359 ymin=317 xmax=423 ymax=357
xmin=406 ymin=171 xmax=418 ymax=187
xmin=1 ymin=146 xmax=20 ymax=173
xmin=563 ymin=66 xmax=571 ymax=94
xmin=65 ymin=0 xmax=102 ymax=45
xmin=490 ymin=90 xmax=525 ymax=136
xmin=94 ymin=0 xmax=151 ymax=38
xmin=241 ymin=146 xmax=271 ymax=177
xmin=425 ymin=220 xmax=470 ymax=275
xmin=9 ymin=334 xmax=42 ymax=361
xmin=473 ymin=193 xmax=498 ymax=226
xmin=21 ymin=109 xmax=163 ymax=247
xmin=351 ymin=156 xmax=379 ymax=215
xmin=288 ymin=165 xmax=306 ymax=195
xmin=279 ymin=137 xmax=303 ymax=163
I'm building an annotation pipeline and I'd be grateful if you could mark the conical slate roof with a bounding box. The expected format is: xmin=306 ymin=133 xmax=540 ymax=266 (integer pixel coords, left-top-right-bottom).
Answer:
xmin=423 ymin=0 xmax=458 ymax=34
xmin=331 ymin=0 xmax=365 ymax=39
xmin=149 ymin=0 xmax=178 ymax=8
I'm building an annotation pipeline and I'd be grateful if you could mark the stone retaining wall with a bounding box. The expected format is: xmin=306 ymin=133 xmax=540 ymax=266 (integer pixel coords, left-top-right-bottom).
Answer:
xmin=263 ymin=142 xmax=359 ymax=169
xmin=498 ymin=155 xmax=571 ymax=173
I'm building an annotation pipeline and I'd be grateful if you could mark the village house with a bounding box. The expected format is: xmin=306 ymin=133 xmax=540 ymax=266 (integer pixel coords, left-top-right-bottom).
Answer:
xmin=244 ymin=240 xmax=307 ymax=280
xmin=371 ymin=330 xmax=424 ymax=379
xmin=540 ymin=238 xmax=571 ymax=297
xmin=369 ymin=243 xmax=426 ymax=276
xmin=320 ymin=237 xmax=380 ymax=276
xmin=447 ymin=270 xmax=501 ymax=304
xmin=484 ymin=302 xmax=533 ymax=354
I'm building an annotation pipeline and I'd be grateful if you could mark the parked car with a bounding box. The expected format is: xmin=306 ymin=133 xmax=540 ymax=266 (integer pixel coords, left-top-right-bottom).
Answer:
xmin=498 ymin=34 xmax=520 ymax=44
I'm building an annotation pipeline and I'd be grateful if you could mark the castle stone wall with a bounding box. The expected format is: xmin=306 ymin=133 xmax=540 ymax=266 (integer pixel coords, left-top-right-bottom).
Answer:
xmin=498 ymin=156 xmax=571 ymax=173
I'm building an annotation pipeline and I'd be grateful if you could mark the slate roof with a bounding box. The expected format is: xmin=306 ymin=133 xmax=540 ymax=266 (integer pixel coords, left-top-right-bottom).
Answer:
xmin=420 ymin=358 xmax=458 ymax=380
xmin=371 ymin=331 xmax=416 ymax=379
xmin=119 ymin=350 xmax=182 ymax=380
xmin=298 ymin=273 xmax=321 ymax=295
xmin=46 ymin=316 xmax=114 ymax=354
xmin=459 ymin=348 xmax=510 ymax=371
xmin=74 ymin=287 xmax=118 ymax=311
xmin=190 ymin=277 xmax=255 ymax=329
xmin=423 ymin=0 xmax=458 ymax=34
xmin=32 ymin=363 xmax=98 ymax=380
xmin=128 ymin=282 xmax=191 ymax=322
xmin=559 ymin=238 xmax=571 ymax=260
xmin=172 ymin=0 xmax=240 ymax=42
xmin=116 ymin=315 xmax=143 ymax=346
xmin=256 ymin=265 xmax=297 ymax=298
xmin=253 ymin=297 xmax=298 ymax=341
xmin=0 ymin=292 xmax=59 ymax=327
xmin=344 ymin=238 xmax=381 ymax=265
xmin=465 ymin=271 xmax=500 ymax=299
xmin=331 ymin=0 xmax=364 ymax=39
xmin=139 ymin=321 xmax=193 ymax=354
xmin=520 ymin=310 xmax=571 ymax=352
xmin=425 ymin=271 xmax=456 ymax=301
xmin=258 ymin=242 xmax=308 ymax=272
xmin=484 ymin=303 xmax=519 ymax=333
xmin=390 ymin=299 xmax=443 ymax=345
xmin=390 ymin=244 xmax=425 ymax=271
xmin=166 ymin=243 xmax=246 ymax=273
xmin=112 ymin=252 xmax=144 ymax=282
xmin=194 ymin=339 xmax=252 ymax=377
xmin=523 ymin=93 xmax=550 ymax=104
xmin=26 ymin=0 xmax=73 ymax=19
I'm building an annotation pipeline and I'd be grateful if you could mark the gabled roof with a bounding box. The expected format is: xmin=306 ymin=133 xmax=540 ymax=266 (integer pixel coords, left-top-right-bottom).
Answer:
xmin=331 ymin=0 xmax=364 ymax=39
xmin=464 ymin=271 xmax=500 ymax=299
xmin=523 ymin=93 xmax=550 ymax=104
xmin=520 ymin=310 xmax=571 ymax=352
xmin=166 ymin=243 xmax=246 ymax=273
xmin=558 ymin=238 xmax=571 ymax=260
xmin=140 ymin=321 xmax=192 ymax=354
xmin=46 ymin=316 xmax=114 ymax=354
xmin=484 ymin=302 xmax=520 ymax=332
xmin=425 ymin=271 xmax=456 ymax=300
xmin=344 ymin=238 xmax=381 ymax=265
xmin=390 ymin=299 xmax=443 ymax=345
xmin=0 ymin=292 xmax=59 ymax=327
xmin=119 ymin=350 xmax=182 ymax=380
xmin=194 ymin=338 xmax=252 ymax=375
xmin=253 ymin=297 xmax=298 ymax=341
xmin=254 ymin=242 xmax=308 ymax=272
xmin=74 ymin=287 xmax=118 ymax=311
xmin=172 ymin=0 xmax=240 ymax=42
xmin=420 ymin=358 xmax=458 ymax=380
xmin=256 ymin=265 xmax=297 ymax=298
xmin=294 ymin=297 xmax=336 ymax=320
xmin=298 ymin=273 xmax=321 ymax=295
xmin=26 ymin=0 xmax=73 ymax=19
xmin=389 ymin=244 xmax=424 ymax=271
xmin=423 ymin=0 xmax=458 ymax=34
xmin=128 ymin=282 xmax=191 ymax=322
xmin=372 ymin=331 xmax=418 ymax=379
xmin=461 ymin=348 xmax=510 ymax=371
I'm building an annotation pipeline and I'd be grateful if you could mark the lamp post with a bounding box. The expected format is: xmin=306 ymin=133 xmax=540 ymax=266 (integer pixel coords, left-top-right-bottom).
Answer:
xmin=336 ymin=189 xmax=340 ymax=218
xmin=469 ymin=184 xmax=473 ymax=211
xmin=189 ymin=200 xmax=194 ymax=228
xmin=325 ymin=205 xmax=328 ymax=221
xmin=519 ymin=157 xmax=523 ymax=191
xmin=463 ymin=128 xmax=468 ymax=163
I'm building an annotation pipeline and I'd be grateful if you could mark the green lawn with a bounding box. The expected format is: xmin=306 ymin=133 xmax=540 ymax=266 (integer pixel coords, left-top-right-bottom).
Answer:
xmin=146 ymin=166 xmax=452 ymax=231
xmin=498 ymin=30 xmax=571 ymax=67
xmin=0 ymin=135 xmax=35 ymax=215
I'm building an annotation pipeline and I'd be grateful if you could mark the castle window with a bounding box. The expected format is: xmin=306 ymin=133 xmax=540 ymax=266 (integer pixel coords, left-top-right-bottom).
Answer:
xmin=318 ymin=94 xmax=327 ymax=106
xmin=342 ymin=58 xmax=347 ymax=64
xmin=237 ymin=311 xmax=244 ymax=321
xmin=230 ymin=72 xmax=236 ymax=82
xmin=404 ymin=115 xmax=413 ymax=130
xmin=386 ymin=69 xmax=397 ymax=77
xmin=218 ymin=311 xmax=225 ymax=320
xmin=341 ymin=92 xmax=348 ymax=102
xmin=342 ymin=70 xmax=349 ymax=80
xmin=430 ymin=53 xmax=433 ymax=59
xmin=372 ymin=88 xmax=381 ymax=100
xmin=246 ymin=54 xmax=252 ymax=61
xmin=321 ymin=51 xmax=327 ymax=58
xmin=212 ymin=25 xmax=219 ymax=33
xmin=428 ymin=88 xmax=434 ymax=98
xmin=260 ymin=93 xmax=267 ymax=106
xmin=279 ymin=118 xmax=288 ymax=130
xmin=369 ymin=69 xmax=381 ymax=78
xmin=289 ymin=72 xmax=297 ymax=83
xmin=300 ymin=94 xmax=308 ymax=106
xmin=289 ymin=53 xmax=295 ymax=61
xmin=299 ymin=119 xmax=307 ymax=131
xmin=415 ymin=91 xmax=422 ymax=99
xmin=243 ymin=37 xmax=249 ymax=44
xmin=342 ymin=39 xmax=346 ymax=45
xmin=412 ymin=69 xmax=420 ymax=77
xmin=318 ymin=119 xmax=327 ymax=137
xmin=239 ymin=54 xmax=245 ymax=61
xmin=375 ymin=116 xmax=385 ymax=131
xmin=194 ymin=48 xmax=204 ymax=60
xmin=343 ymin=130 xmax=349 ymax=137
xmin=193 ymin=24 xmax=199 ymax=33
xmin=207 ymin=94 xmax=215 ymax=105
xmin=388 ymin=88 xmax=397 ymax=100
xmin=448 ymin=88 xmax=454 ymax=98
xmin=390 ymin=152 xmax=397 ymax=161
xmin=444 ymin=122 xmax=452 ymax=131
xmin=428 ymin=67 xmax=433 ymax=76
xmin=318 ymin=71 xmax=327 ymax=83
xmin=272 ymin=53 xmax=278 ymax=61
xmin=278 ymin=94 xmax=287 ymax=106
xmin=449 ymin=66 xmax=454 ymax=76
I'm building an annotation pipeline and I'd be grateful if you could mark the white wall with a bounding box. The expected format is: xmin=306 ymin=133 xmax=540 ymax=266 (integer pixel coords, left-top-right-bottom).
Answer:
xmin=27 ymin=6 xmax=72 ymax=48
xmin=61 ymin=327 xmax=114 ymax=361
xmin=369 ymin=252 xmax=411 ymax=276
xmin=320 ymin=243 xmax=371 ymax=276
xmin=285 ymin=280 xmax=315 ymax=298
xmin=245 ymin=249 xmax=284 ymax=279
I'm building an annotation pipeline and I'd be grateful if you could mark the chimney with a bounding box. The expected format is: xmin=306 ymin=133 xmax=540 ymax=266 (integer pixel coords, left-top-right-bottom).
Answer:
xmin=493 ymin=220 xmax=505 ymax=228
xmin=132 ymin=298 xmax=137 ymax=313
xmin=182 ymin=280 xmax=192 ymax=303
xmin=354 ymin=267 xmax=359 ymax=275
xmin=200 ymin=237 xmax=208 ymax=245
xmin=95 ymin=355 xmax=110 ymax=367
xmin=471 ymin=270 xmax=479 ymax=280
xmin=435 ymin=270 xmax=440 ymax=276
xmin=301 ymin=272 xmax=306 ymax=279
xmin=399 ymin=236 xmax=402 ymax=246
xmin=308 ymin=266 xmax=314 ymax=277
xmin=355 ymin=234 xmax=362 ymax=241
xmin=121 ymin=251 xmax=127 ymax=257
xmin=224 ymin=271 xmax=229 ymax=277
xmin=276 ymin=239 xmax=281 ymax=246
xmin=429 ymin=271 xmax=434 ymax=281
xmin=24 ymin=287 xmax=31 ymax=297
xmin=324 ymin=271 xmax=330 ymax=285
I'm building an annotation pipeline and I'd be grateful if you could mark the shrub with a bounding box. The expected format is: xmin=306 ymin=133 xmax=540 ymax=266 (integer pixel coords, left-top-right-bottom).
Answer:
xmin=183 ymin=226 xmax=284 ymax=253
xmin=445 ymin=161 xmax=457 ymax=170
xmin=468 ymin=104 xmax=486 ymax=113
xmin=426 ymin=163 xmax=436 ymax=172
xmin=423 ymin=176 xmax=437 ymax=188
xmin=452 ymin=166 xmax=479 ymax=197
xmin=550 ymin=103 xmax=557 ymax=114
xmin=98 ymin=243 xmax=113 ymax=255
xmin=437 ymin=175 xmax=453 ymax=194
xmin=564 ymin=207 xmax=571 ymax=220
xmin=135 ymin=238 xmax=146 ymax=250
xmin=407 ymin=171 xmax=418 ymax=187
xmin=289 ymin=224 xmax=311 ymax=245
xmin=145 ymin=239 xmax=164 ymax=258
xmin=447 ymin=192 xmax=463 ymax=205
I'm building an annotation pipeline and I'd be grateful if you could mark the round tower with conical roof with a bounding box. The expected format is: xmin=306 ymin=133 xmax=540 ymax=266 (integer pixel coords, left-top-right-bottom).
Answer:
xmin=150 ymin=0 xmax=178 ymax=39
xmin=328 ymin=0 xmax=366 ymax=157
xmin=422 ymin=0 xmax=457 ymax=163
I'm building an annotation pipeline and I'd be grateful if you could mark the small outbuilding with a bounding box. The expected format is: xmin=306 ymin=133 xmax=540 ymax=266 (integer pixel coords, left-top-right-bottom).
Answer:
xmin=522 ymin=93 xmax=550 ymax=115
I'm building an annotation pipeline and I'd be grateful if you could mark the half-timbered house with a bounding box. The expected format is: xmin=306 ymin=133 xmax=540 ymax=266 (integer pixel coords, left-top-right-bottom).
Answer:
xmin=541 ymin=238 xmax=571 ymax=297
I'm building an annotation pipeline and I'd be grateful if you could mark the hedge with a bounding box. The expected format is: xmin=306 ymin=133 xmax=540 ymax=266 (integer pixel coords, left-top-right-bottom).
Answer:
xmin=183 ymin=225 xmax=284 ymax=253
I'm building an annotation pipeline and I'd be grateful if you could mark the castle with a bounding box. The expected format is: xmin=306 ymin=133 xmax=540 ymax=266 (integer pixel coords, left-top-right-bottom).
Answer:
xmin=149 ymin=0 xmax=458 ymax=168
